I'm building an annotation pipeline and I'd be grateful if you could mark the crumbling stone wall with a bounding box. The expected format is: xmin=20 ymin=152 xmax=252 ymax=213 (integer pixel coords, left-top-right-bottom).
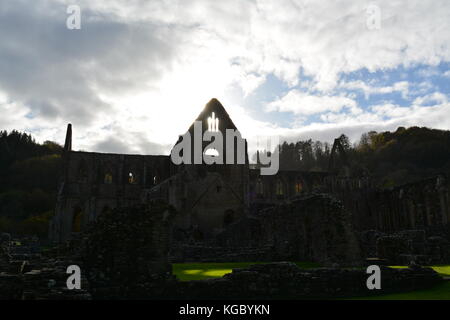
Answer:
xmin=215 ymin=194 xmax=362 ymax=266
xmin=51 ymin=148 xmax=171 ymax=243
xmin=358 ymin=229 xmax=450 ymax=265
xmin=0 ymin=236 xmax=91 ymax=300
xmin=1 ymin=201 xmax=177 ymax=300
xmin=76 ymin=201 xmax=176 ymax=299
xmin=334 ymin=174 xmax=450 ymax=232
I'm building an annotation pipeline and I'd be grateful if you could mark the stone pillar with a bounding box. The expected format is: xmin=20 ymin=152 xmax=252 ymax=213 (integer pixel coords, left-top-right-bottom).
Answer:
xmin=408 ymin=199 xmax=416 ymax=228
xmin=446 ymin=189 xmax=450 ymax=225
xmin=438 ymin=189 xmax=448 ymax=225
xmin=417 ymin=204 xmax=425 ymax=228
xmin=425 ymin=203 xmax=433 ymax=227
xmin=375 ymin=203 xmax=381 ymax=231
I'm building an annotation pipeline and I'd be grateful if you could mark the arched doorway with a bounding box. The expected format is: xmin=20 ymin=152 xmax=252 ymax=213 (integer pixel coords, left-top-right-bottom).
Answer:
xmin=77 ymin=160 xmax=88 ymax=183
xmin=223 ymin=209 xmax=235 ymax=227
xmin=276 ymin=179 xmax=284 ymax=197
xmin=72 ymin=206 xmax=84 ymax=233
xmin=256 ymin=179 xmax=264 ymax=197
xmin=127 ymin=170 xmax=138 ymax=184
xmin=295 ymin=178 xmax=303 ymax=194
xmin=101 ymin=205 xmax=111 ymax=215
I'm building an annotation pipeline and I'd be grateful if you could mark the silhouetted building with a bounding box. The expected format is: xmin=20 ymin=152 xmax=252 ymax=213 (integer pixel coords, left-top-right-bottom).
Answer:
xmin=50 ymin=99 xmax=450 ymax=245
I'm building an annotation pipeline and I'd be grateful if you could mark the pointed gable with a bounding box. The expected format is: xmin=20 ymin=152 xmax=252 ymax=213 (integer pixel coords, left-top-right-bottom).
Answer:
xmin=171 ymin=98 xmax=248 ymax=165
xmin=186 ymin=98 xmax=238 ymax=134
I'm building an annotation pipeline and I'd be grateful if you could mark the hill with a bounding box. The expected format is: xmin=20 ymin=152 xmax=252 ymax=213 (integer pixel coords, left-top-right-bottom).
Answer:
xmin=0 ymin=130 xmax=62 ymax=236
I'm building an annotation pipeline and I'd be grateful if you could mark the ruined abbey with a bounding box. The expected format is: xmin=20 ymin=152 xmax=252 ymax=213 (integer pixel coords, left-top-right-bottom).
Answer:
xmin=50 ymin=98 xmax=450 ymax=265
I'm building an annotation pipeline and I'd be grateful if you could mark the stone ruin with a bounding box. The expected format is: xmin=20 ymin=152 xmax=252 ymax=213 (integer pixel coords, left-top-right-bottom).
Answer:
xmin=0 ymin=201 xmax=176 ymax=300
xmin=0 ymin=234 xmax=91 ymax=300
xmin=359 ymin=229 xmax=450 ymax=265
xmin=1 ymin=201 xmax=447 ymax=300
xmin=77 ymin=201 xmax=177 ymax=299
xmin=169 ymin=172 xmax=450 ymax=266
xmin=204 ymin=194 xmax=361 ymax=266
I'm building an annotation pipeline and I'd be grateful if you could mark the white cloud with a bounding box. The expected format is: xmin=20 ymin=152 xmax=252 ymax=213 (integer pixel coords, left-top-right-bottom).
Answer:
xmin=339 ymin=80 xmax=410 ymax=99
xmin=233 ymin=72 xmax=266 ymax=97
xmin=266 ymin=90 xmax=358 ymax=115
xmin=1 ymin=0 xmax=450 ymax=153
xmin=371 ymin=103 xmax=411 ymax=118
xmin=50 ymin=0 xmax=450 ymax=92
xmin=416 ymin=67 xmax=440 ymax=78
xmin=413 ymin=92 xmax=448 ymax=106
xmin=266 ymin=100 xmax=450 ymax=146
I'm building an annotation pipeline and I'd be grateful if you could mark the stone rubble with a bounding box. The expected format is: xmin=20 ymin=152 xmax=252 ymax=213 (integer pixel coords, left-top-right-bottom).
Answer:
xmin=0 ymin=236 xmax=91 ymax=300
xmin=0 ymin=201 xmax=447 ymax=300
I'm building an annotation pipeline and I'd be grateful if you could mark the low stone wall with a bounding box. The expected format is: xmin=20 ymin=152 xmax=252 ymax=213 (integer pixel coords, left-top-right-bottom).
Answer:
xmin=170 ymin=244 xmax=275 ymax=263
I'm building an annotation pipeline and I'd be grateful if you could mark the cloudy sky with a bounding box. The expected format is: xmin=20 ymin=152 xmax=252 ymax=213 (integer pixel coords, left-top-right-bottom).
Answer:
xmin=1 ymin=0 xmax=449 ymax=155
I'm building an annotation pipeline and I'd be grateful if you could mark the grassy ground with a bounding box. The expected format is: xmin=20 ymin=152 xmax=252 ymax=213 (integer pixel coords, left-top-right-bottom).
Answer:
xmin=172 ymin=262 xmax=450 ymax=299
xmin=172 ymin=261 xmax=320 ymax=281
xmin=355 ymin=265 xmax=450 ymax=300
xmin=389 ymin=265 xmax=450 ymax=277
xmin=353 ymin=282 xmax=450 ymax=300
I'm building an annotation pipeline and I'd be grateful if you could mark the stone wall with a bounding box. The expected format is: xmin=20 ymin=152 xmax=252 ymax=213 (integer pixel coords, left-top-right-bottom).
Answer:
xmin=51 ymin=150 xmax=171 ymax=242
xmin=170 ymin=243 xmax=275 ymax=262
xmin=213 ymin=194 xmax=362 ymax=266
xmin=2 ymin=223 xmax=446 ymax=300
xmin=0 ymin=237 xmax=91 ymax=300
xmin=76 ymin=202 xmax=175 ymax=299
xmin=358 ymin=229 xmax=450 ymax=265
xmin=1 ymin=202 xmax=175 ymax=300
xmin=334 ymin=174 xmax=450 ymax=232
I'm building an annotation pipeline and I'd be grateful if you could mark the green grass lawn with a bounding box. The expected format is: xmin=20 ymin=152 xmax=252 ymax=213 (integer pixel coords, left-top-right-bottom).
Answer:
xmin=172 ymin=261 xmax=320 ymax=281
xmin=356 ymin=265 xmax=450 ymax=300
xmin=352 ymin=281 xmax=450 ymax=300
xmin=172 ymin=262 xmax=450 ymax=299
xmin=389 ymin=265 xmax=450 ymax=277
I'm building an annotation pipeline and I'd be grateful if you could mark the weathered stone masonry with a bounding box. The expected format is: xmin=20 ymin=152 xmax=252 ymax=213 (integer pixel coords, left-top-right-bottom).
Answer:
xmin=50 ymin=98 xmax=450 ymax=266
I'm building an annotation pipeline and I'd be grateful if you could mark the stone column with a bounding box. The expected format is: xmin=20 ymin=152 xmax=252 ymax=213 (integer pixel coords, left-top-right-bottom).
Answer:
xmin=439 ymin=190 xmax=447 ymax=226
xmin=408 ymin=199 xmax=416 ymax=229
xmin=445 ymin=189 xmax=450 ymax=225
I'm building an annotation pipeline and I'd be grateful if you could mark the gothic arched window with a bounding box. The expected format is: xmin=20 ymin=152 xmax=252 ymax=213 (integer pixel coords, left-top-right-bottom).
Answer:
xmin=207 ymin=112 xmax=219 ymax=132
xmin=204 ymin=148 xmax=220 ymax=157
xmin=223 ymin=209 xmax=235 ymax=227
xmin=101 ymin=206 xmax=111 ymax=215
xmin=276 ymin=179 xmax=284 ymax=196
xmin=104 ymin=173 xmax=113 ymax=184
xmin=72 ymin=206 xmax=84 ymax=233
xmin=256 ymin=179 xmax=264 ymax=196
xmin=128 ymin=172 xmax=137 ymax=184
xmin=145 ymin=165 xmax=156 ymax=187
xmin=295 ymin=179 xmax=303 ymax=194
xmin=102 ymin=162 xmax=114 ymax=184
xmin=77 ymin=160 xmax=88 ymax=183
